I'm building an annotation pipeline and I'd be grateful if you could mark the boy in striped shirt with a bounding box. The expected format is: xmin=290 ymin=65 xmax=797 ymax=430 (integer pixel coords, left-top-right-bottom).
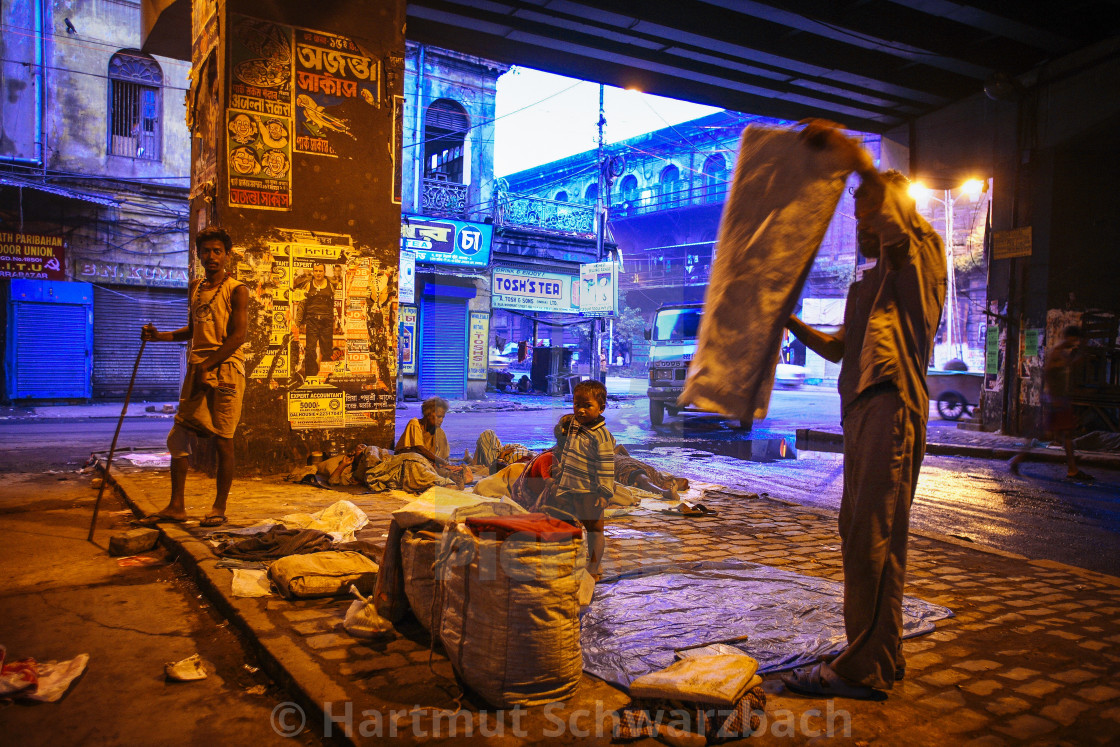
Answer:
xmin=551 ymin=379 xmax=615 ymax=578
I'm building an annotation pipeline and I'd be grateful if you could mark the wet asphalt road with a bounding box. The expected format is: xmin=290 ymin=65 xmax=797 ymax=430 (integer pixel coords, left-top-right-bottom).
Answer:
xmin=2 ymin=388 xmax=1117 ymax=575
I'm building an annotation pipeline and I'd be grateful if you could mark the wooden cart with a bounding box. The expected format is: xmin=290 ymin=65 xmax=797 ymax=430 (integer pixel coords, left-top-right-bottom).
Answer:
xmin=926 ymin=370 xmax=984 ymax=421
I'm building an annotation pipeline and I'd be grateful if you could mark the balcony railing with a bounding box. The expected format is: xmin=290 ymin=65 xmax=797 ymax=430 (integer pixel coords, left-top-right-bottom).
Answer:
xmin=612 ymin=180 xmax=728 ymax=218
xmin=493 ymin=190 xmax=596 ymax=236
xmin=422 ymin=175 xmax=468 ymax=217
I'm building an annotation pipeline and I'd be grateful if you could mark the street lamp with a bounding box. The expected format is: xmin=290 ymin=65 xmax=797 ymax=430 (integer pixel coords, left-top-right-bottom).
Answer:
xmin=908 ymin=179 xmax=988 ymax=364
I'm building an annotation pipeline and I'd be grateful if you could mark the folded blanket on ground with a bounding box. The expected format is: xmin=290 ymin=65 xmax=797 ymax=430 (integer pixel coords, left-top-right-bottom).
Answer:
xmin=216 ymin=526 xmax=333 ymax=560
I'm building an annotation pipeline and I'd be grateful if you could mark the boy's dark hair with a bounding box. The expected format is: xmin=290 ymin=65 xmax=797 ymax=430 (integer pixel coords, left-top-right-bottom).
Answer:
xmin=195 ymin=226 xmax=232 ymax=253
xmin=1063 ymin=325 xmax=1082 ymax=339
xmin=573 ymin=378 xmax=607 ymax=409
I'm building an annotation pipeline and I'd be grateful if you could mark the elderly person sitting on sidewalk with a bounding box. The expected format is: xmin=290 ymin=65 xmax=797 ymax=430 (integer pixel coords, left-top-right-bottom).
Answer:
xmin=396 ymin=396 xmax=469 ymax=488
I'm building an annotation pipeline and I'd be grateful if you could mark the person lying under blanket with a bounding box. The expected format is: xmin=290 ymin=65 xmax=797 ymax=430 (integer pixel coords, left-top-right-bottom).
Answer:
xmin=614 ymin=445 xmax=690 ymax=502
xmin=466 ymin=429 xmax=535 ymax=473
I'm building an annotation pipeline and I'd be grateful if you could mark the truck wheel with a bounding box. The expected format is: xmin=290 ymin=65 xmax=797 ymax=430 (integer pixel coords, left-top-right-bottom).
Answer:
xmin=937 ymin=392 xmax=966 ymax=421
xmin=649 ymin=399 xmax=665 ymax=426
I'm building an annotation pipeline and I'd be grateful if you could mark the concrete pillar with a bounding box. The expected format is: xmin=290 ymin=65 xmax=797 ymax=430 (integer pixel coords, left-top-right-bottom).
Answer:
xmin=188 ymin=0 xmax=405 ymax=470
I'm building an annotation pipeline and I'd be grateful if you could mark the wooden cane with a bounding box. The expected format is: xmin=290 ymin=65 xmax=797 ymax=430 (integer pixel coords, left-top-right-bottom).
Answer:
xmin=87 ymin=339 xmax=147 ymax=542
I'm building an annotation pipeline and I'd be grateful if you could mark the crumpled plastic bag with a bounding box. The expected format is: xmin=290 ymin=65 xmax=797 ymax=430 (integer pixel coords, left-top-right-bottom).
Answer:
xmin=343 ymin=585 xmax=394 ymax=639
xmin=276 ymin=500 xmax=369 ymax=542
xmin=26 ymin=654 xmax=90 ymax=702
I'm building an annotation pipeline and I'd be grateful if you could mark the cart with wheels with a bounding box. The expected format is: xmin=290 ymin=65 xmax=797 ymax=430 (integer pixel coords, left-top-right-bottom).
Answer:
xmin=926 ymin=370 xmax=984 ymax=421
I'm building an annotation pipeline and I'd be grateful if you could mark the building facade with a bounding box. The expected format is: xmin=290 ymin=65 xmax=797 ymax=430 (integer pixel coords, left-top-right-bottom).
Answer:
xmin=505 ymin=111 xmax=991 ymax=380
xmin=1 ymin=0 xmax=192 ymax=402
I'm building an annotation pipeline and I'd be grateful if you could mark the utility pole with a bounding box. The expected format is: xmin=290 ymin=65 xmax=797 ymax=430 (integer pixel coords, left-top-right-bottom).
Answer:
xmin=944 ymin=189 xmax=956 ymax=360
xmin=591 ymin=83 xmax=605 ymax=383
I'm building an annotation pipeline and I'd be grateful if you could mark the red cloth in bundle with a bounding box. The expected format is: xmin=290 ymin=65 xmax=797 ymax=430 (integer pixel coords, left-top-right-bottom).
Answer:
xmin=465 ymin=513 xmax=583 ymax=543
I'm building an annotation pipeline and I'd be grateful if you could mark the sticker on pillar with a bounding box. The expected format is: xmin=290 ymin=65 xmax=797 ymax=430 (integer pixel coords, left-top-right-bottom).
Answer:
xmin=287 ymin=388 xmax=345 ymax=429
xmin=293 ymin=28 xmax=379 ymax=157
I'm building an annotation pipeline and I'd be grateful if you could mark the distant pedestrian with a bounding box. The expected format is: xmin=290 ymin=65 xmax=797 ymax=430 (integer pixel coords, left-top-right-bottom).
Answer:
xmin=782 ymin=121 xmax=946 ymax=700
xmin=1009 ymin=326 xmax=1093 ymax=481
xmin=136 ymin=226 xmax=248 ymax=528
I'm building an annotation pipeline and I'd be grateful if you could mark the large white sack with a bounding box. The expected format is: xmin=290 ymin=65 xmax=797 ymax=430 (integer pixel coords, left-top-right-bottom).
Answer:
xmin=436 ymin=522 xmax=586 ymax=707
xmin=679 ymin=125 xmax=854 ymax=421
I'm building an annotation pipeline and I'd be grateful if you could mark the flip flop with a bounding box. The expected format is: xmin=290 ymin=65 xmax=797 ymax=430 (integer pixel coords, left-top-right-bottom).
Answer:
xmin=132 ymin=513 xmax=187 ymax=526
xmin=661 ymin=502 xmax=719 ymax=517
xmin=781 ymin=662 xmax=884 ymax=700
xmin=1066 ymin=470 xmax=1094 ymax=482
xmin=200 ymin=515 xmax=228 ymax=528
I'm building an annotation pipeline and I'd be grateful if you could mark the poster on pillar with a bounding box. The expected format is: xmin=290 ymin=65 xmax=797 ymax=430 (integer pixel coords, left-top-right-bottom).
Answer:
xmin=293 ymin=28 xmax=380 ymax=158
xmin=242 ymin=230 xmax=396 ymax=430
xmin=227 ymin=16 xmax=294 ymax=210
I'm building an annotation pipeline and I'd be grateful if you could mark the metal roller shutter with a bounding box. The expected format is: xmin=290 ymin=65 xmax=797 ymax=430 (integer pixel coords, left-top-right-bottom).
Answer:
xmin=418 ymin=296 xmax=467 ymax=399
xmin=11 ymin=302 xmax=92 ymax=399
xmin=93 ymin=285 xmax=188 ymax=398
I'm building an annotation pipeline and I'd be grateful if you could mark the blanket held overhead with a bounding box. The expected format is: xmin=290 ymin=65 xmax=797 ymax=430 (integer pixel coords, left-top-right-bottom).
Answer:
xmin=679 ymin=125 xmax=855 ymax=421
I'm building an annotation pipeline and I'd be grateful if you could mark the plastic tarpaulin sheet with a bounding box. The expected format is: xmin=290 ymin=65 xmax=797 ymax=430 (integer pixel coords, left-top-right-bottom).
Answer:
xmin=581 ymin=560 xmax=953 ymax=688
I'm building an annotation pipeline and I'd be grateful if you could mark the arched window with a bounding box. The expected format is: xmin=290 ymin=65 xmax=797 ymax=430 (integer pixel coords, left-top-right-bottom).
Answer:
xmin=554 ymin=190 xmax=568 ymax=202
xmin=424 ymin=99 xmax=469 ymax=183
xmin=584 ymin=183 xmax=598 ymax=203
xmin=701 ymin=153 xmax=727 ymax=202
xmin=660 ymin=164 xmax=681 ymax=206
xmin=619 ymin=174 xmax=638 ymax=203
xmin=108 ymin=50 xmax=162 ymax=159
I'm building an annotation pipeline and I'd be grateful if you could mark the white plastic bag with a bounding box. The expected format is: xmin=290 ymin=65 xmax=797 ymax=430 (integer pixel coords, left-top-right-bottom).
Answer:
xmin=343 ymin=585 xmax=394 ymax=639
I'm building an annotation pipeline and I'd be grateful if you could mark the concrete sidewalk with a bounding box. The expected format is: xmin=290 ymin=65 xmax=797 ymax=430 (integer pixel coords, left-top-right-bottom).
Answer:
xmin=104 ymin=464 xmax=1120 ymax=745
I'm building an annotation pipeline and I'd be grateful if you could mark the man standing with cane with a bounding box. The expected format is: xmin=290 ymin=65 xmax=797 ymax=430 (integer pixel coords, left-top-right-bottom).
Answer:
xmin=136 ymin=226 xmax=248 ymax=528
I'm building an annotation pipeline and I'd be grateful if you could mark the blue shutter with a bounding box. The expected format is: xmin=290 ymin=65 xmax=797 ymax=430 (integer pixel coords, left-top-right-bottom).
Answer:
xmin=11 ymin=301 xmax=92 ymax=399
xmin=418 ymin=296 xmax=467 ymax=399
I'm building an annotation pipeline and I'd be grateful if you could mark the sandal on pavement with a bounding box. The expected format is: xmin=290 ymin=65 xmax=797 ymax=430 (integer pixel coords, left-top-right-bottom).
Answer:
xmin=200 ymin=515 xmax=228 ymax=528
xmin=1066 ymin=470 xmax=1094 ymax=482
xmin=132 ymin=512 xmax=187 ymax=526
xmin=782 ymin=662 xmax=884 ymax=701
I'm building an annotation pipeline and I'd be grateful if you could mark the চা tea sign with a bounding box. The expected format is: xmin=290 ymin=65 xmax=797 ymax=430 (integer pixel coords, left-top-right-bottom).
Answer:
xmin=400 ymin=215 xmax=492 ymax=268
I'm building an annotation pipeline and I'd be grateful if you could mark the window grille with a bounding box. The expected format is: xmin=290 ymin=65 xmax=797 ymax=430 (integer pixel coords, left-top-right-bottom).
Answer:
xmin=424 ymin=99 xmax=468 ymax=183
xmin=108 ymin=51 xmax=162 ymax=160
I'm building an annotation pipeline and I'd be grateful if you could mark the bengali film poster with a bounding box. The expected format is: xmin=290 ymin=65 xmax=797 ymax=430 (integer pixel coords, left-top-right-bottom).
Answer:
xmin=293 ymin=28 xmax=380 ymax=157
xmin=227 ymin=16 xmax=294 ymax=210
xmin=226 ymin=109 xmax=292 ymax=210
